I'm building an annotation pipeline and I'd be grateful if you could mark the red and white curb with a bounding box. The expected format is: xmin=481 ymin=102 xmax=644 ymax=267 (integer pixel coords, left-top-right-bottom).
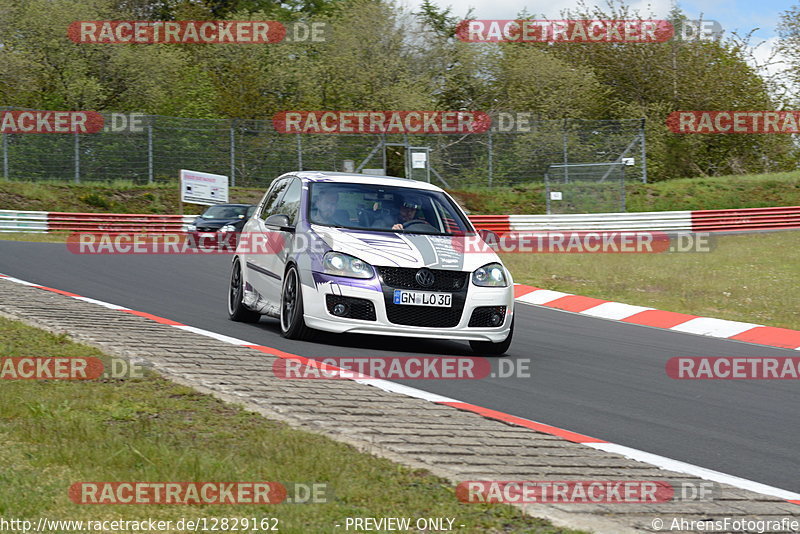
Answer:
xmin=1 ymin=271 xmax=799 ymax=506
xmin=514 ymin=284 xmax=800 ymax=350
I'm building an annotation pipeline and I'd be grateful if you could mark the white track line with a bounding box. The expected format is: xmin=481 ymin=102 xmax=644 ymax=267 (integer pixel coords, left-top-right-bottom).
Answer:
xmin=670 ymin=317 xmax=763 ymax=338
xmin=2 ymin=272 xmax=799 ymax=505
xmin=580 ymin=302 xmax=654 ymax=320
xmin=587 ymin=442 xmax=800 ymax=501
xmin=172 ymin=324 xmax=254 ymax=346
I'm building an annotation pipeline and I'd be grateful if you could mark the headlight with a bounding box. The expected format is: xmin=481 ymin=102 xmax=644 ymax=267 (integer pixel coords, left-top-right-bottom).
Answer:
xmin=472 ymin=262 xmax=507 ymax=287
xmin=187 ymin=224 xmax=197 ymax=231
xmin=220 ymin=224 xmax=237 ymax=233
xmin=323 ymin=252 xmax=374 ymax=279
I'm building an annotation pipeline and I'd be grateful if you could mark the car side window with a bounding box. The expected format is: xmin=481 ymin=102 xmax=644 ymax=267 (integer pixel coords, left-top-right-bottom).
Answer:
xmin=278 ymin=178 xmax=302 ymax=224
xmin=259 ymin=178 xmax=289 ymax=221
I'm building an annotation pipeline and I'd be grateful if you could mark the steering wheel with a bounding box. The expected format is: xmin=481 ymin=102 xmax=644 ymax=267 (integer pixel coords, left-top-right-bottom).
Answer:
xmin=402 ymin=219 xmax=435 ymax=230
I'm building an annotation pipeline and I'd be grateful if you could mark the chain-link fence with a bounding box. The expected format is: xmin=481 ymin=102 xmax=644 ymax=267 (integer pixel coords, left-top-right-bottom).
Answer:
xmin=1 ymin=107 xmax=646 ymax=189
xmin=545 ymin=162 xmax=628 ymax=214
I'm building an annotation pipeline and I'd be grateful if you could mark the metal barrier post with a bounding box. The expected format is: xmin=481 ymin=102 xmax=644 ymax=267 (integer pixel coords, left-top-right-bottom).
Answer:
xmin=2 ymin=133 xmax=8 ymax=180
xmin=487 ymin=131 xmax=493 ymax=187
xmin=296 ymin=133 xmax=303 ymax=170
xmin=147 ymin=124 xmax=154 ymax=184
xmin=74 ymin=133 xmax=80 ymax=183
xmin=230 ymin=120 xmax=236 ymax=187
xmin=640 ymin=118 xmax=647 ymax=183
xmin=562 ymin=123 xmax=569 ymax=183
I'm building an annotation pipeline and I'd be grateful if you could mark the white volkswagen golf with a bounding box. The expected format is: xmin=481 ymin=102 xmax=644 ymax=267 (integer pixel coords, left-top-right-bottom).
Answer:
xmin=227 ymin=171 xmax=514 ymax=355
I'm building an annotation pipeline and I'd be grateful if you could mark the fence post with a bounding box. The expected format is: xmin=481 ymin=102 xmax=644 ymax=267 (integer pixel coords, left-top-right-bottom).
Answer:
xmin=562 ymin=120 xmax=569 ymax=183
xmin=230 ymin=119 xmax=236 ymax=186
xmin=621 ymin=165 xmax=627 ymax=211
xmin=147 ymin=123 xmax=154 ymax=184
xmin=2 ymin=133 xmax=8 ymax=180
xmin=296 ymin=133 xmax=303 ymax=170
xmin=487 ymin=130 xmax=493 ymax=187
xmin=640 ymin=117 xmax=647 ymax=183
xmin=74 ymin=133 xmax=80 ymax=183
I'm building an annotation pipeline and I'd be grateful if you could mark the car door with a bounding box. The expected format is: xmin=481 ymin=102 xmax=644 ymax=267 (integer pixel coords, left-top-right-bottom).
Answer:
xmin=246 ymin=178 xmax=290 ymax=303
xmin=259 ymin=176 xmax=302 ymax=305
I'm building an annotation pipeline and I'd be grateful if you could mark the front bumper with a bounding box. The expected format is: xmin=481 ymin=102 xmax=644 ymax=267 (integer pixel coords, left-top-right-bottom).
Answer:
xmin=301 ymin=270 xmax=514 ymax=343
xmin=187 ymin=231 xmax=238 ymax=249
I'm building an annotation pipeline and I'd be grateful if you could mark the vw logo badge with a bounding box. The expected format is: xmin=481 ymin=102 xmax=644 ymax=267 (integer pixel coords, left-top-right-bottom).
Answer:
xmin=415 ymin=268 xmax=435 ymax=288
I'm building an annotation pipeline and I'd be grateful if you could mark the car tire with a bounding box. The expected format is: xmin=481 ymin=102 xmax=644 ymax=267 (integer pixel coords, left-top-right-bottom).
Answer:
xmin=228 ymin=257 xmax=261 ymax=323
xmin=469 ymin=317 xmax=514 ymax=356
xmin=280 ymin=264 xmax=313 ymax=341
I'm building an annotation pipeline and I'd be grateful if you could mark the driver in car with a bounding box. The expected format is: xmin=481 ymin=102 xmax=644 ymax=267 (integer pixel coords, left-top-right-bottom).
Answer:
xmin=392 ymin=198 xmax=423 ymax=230
xmin=312 ymin=189 xmax=349 ymax=226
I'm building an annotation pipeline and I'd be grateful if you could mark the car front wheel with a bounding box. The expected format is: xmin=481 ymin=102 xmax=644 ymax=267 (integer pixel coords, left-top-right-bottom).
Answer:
xmin=469 ymin=317 xmax=514 ymax=356
xmin=280 ymin=265 xmax=313 ymax=340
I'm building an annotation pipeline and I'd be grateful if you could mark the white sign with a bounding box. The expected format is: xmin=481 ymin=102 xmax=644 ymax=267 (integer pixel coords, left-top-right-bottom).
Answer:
xmin=411 ymin=152 xmax=428 ymax=169
xmin=621 ymin=157 xmax=635 ymax=166
xmin=180 ymin=170 xmax=229 ymax=206
xmin=550 ymin=191 xmax=563 ymax=200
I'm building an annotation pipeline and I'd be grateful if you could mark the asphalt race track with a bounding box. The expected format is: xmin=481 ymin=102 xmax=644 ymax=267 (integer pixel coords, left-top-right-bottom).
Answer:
xmin=1 ymin=240 xmax=798 ymax=493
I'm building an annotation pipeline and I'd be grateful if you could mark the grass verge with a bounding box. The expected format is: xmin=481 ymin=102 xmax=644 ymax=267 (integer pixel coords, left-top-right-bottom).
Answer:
xmin=0 ymin=181 xmax=265 ymax=215
xmin=0 ymin=232 xmax=72 ymax=243
xmin=453 ymin=170 xmax=800 ymax=214
xmin=2 ymin=170 xmax=800 ymax=215
xmin=502 ymin=231 xmax=800 ymax=331
xmin=0 ymin=316 xmax=578 ymax=534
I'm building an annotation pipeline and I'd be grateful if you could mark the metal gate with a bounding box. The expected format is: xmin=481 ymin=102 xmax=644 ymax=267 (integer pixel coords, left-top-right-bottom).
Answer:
xmin=545 ymin=162 xmax=627 ymax=214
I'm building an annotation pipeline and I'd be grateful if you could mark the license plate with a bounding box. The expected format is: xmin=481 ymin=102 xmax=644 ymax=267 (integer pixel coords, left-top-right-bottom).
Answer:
xmin=393 ymin=290 xmax=452 ymax=307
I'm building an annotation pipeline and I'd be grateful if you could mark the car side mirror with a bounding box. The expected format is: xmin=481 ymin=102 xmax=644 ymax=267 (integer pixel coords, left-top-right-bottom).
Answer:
xmin=264 ymin=214 xmax=295 ymax=232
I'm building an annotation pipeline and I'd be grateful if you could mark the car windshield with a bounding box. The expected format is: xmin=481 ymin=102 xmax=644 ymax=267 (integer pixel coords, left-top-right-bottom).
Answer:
xmin=308 ymin=182 xmax=473 ymax=235
xmin=201 ymin=205 xmax=250 ymax=219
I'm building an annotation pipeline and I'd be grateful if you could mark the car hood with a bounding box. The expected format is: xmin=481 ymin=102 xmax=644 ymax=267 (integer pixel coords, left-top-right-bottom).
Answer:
xmin=310 ymin=225 xmax=500 ymax=272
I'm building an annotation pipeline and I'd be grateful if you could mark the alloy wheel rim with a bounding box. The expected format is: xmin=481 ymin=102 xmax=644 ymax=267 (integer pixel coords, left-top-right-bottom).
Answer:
xmin=281 ymin=270 xmax=297 ymax=331
xmin=229 ymin=260 xmax=241 ymax=313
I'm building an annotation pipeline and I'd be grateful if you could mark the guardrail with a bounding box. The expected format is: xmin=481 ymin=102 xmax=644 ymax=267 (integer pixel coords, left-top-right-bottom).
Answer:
xmin=470 ymin=206 xmax=800 ymax=233
xmin=0 ymin=210 xmax=49 ymax=232
xmin=47 ymin=212 xmax=194 ymax=233
xmin=1 ymin=206 xmax=798 ymax=234
xmin=690 ymin=206 xmax=800 ymax=232
xmin=0 ymin=210 xmax=195 ymax=233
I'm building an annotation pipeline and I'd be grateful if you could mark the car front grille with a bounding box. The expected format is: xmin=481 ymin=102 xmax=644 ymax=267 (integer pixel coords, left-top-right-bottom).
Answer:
xmin=377 ymin=267 xmax=468 ymax=327
xmin=468 ymin=306 xmax=507 ymax=327
xmin=384 ymin=300 xmax=465 ymax=327
xmin=376 ymin=266 xmax=468 ymax=292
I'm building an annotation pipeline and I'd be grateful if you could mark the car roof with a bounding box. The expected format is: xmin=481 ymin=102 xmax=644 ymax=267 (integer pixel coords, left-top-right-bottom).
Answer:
xmin=204 ymin=203 xmax=254 ymax=208
xmin=289 ymin=171 xmax=445 ymax=192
